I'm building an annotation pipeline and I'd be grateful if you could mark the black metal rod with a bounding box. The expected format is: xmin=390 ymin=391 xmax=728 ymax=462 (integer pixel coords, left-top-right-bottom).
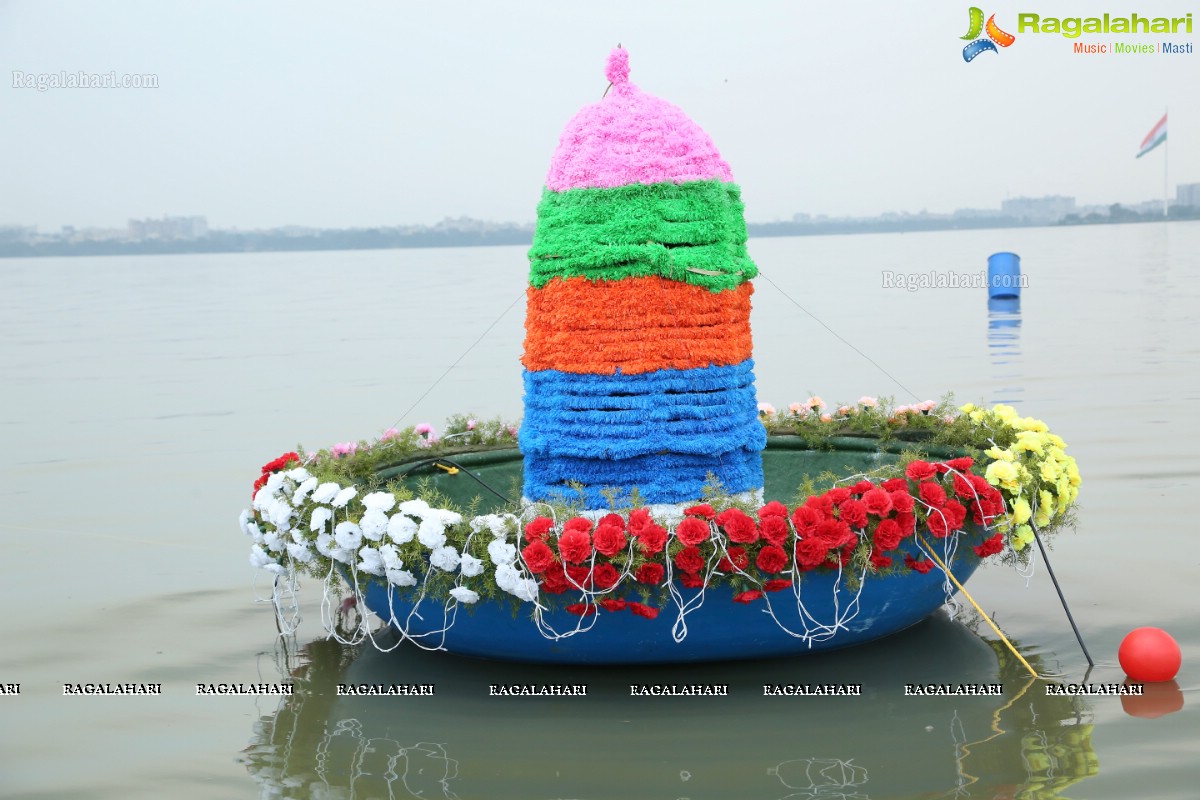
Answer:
xmin=1033 ymin=528 xmax=1094 ymax=667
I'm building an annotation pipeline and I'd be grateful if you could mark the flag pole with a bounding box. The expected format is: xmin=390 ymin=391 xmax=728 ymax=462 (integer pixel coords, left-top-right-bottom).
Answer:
xmin=1164 ymin=106 xmax=1169 ymax=218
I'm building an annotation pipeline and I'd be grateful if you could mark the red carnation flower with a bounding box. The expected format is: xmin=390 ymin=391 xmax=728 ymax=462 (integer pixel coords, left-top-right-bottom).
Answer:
xmin=684 ymin=503 xmax=716 ymax=520
xmin=759 ymin=515 xmax=790 ymax=546
xmin=952 ymin=473 xmax=976 ymax=501
xmin=524 ymin=517 xmax=554 ymax=543
xmin=679 ymin=572 xmax=704 ymax=588
xmin=763 ymin=579 xmax=792 ymax=593
xmin=717 ymin=545 xmax=749 ymax=573
xmin=252 ymin=474 xmax=268 ymax=495
xmin=674 ymin=546 xmax=705 ymax=574
xmin=973 ymin=532 xmax=1006 ymax=557
xmin=758 ymin=500 xmax=788 ymax=519
xmin=861 ymin=488 xmax=894 ymax=518
xmin=850 ymin=480 xmax=876 ymax=496
xmin=540 ymin=565 xmax=571 ymax=594
xmin=628 ymin=602 xmax=659 ymax=619
xmin=261 ymin=452 xmax=300 ymax=474
xmin=926 ymin=512 xmax=950 ymax=538
xmin=716 ymin=508 xmax=759 ymax=544
xmin=838 ymin=498 xmax=868 ymax=529
xmin=628 ymin=508 xmax=652 ymax=534
xmin=563 ymin=516 xmax=593 ymax=534
xmin=794 ymin=537 xmax=831 ymax=570
xmin=791 ymin=505 xmax=823 ymax=535
xmin=882 ymin=477 xmax=910 ymax=493
xmin=593 ymin=523 xmax=628 ymax=557
xmin=558 ymin=529 xmax=592 ymax=563
xmin=816 ymin=519 xmax=856 ymax=549
xmin=918 ymin=481 xmax=947 ymax=509
xmin=826 ymin=487 xmax=852 ymax=505
xmin=566 ymin=603 xmax=596 ymax=616
xmin=943 ymin=500 xmax=967 ymax=531
xmin=806 ymin=494 xmax=835 ymax=516
xmin=890 ymin=491 xmax=915 ymax=513
xmin=675 ymin=517 xmax=711 ymax=546
xmin=733 ymin=590 xmax=763 ymax=604
xmin=895 ymin=511 xmax=916 ymax=536
xmin=947 ymin=456 xmax=975 ymax=472
xmin=872 ymin=519 xmax=903 ymax=551
xmin=869 ymin=551 xmax=893 ymax=570
xmin=599 ymin=513 xmax=625 ymax=530
xmin=756 ymin=545 xmax=789 ymax=574
xmin=635 ymin=563 xmax=665 ymax=585
xmin=904 ymin=553 xmax=934 ymax=574
xmin=906 ymin=461 xmax=937 ymax=481
xmin=634 ymin=523 xmax=668 ymax=555
xmin=599 ymin=598 xmax=627 ymax=612
xmin=589 ymin=563 xmax=620 ymax=590
xmin=521 ymin=540 xmax=556 ymax=574
xmin=565 ymin=564 xmax=590 ymax=588
xmin=839 ymin=544 xmax=855 ymax=566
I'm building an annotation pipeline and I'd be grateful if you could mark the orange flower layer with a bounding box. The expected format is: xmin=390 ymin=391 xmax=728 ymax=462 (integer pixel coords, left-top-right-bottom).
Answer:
xmin=522 ymin=276 xmax=753 ymax=375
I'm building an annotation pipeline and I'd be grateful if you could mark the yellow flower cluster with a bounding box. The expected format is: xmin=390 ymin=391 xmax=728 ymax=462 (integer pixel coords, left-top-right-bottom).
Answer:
xmin=961 ymin=403 xmax=1081 ymax=550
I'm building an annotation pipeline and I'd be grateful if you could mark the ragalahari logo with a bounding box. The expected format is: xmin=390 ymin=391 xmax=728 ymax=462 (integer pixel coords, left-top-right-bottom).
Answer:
xmin=962 ymin=8 xmax=1016 ymax=61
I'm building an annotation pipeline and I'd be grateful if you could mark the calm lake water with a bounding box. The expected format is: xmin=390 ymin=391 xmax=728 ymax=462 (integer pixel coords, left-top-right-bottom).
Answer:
xmin=2 ymin=222 xmax=1198 ymax=799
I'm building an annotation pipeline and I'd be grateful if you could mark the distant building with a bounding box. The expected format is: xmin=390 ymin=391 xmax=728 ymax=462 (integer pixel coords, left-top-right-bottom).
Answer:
xmin=1177 ymin=183 xmax=1200 ymax=208
xmin=1000 ymin=195 xmax=1076 ymax=224
xmin=127 ymin=215 xmax=208 ymax=241
xmin=0 ymin=225 xmax=36 ymax=243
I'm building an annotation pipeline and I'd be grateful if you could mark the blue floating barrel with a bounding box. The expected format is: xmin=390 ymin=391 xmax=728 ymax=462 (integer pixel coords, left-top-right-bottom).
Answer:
xmin=987 ymin=296 xmax=1021 ymax=316
xmin=987 ymin=252 xmax=1021 ymax=299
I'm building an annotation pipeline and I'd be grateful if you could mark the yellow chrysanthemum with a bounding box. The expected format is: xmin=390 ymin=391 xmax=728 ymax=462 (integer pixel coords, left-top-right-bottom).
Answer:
xmin=985 ymin=446 xmax=1015 ymax=463
xmin=1039 ymin=459 xmax=1061 ymax=483
xmin=1012 ymin=524 xmax=1035 ymax=551
xmin=1012 ymin=497 xmax=1032 ymax=525
xmin=992 ymin=404 xmax=1020 ymax=425
xmin=960 ymin=403 xmax=978 ymax=413
xmin=1014 ymin=431 xmax=1046 ymax=453
xmin=1019 ymin=416 xmax=1049 ymax=433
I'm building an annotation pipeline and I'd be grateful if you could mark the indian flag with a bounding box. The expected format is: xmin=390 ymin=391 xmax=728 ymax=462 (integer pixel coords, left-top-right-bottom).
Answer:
xmin=1136 ymin=113 xmax=1167 ymax=158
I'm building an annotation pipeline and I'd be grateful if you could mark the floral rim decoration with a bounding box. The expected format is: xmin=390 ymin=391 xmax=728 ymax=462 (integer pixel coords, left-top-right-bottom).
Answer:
xmin=241 ymin=399 xmax=1080 ymax=645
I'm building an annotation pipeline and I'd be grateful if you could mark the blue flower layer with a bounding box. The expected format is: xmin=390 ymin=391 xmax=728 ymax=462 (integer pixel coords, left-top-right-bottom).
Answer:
xmin=522 ymin=448 xmax=765 ymax=507
xmin=520 ymin=361 xmax=765 ymax=505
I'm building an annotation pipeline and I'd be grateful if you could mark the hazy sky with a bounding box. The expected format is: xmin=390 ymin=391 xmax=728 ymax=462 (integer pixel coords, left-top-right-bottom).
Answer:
xmin=2 ymin=0 xmax=1197 ymax=231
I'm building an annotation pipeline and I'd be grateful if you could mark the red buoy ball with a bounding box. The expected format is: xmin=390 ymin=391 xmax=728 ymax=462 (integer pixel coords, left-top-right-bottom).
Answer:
xmin=1119 ymin=627 xmax=1182 ymax=682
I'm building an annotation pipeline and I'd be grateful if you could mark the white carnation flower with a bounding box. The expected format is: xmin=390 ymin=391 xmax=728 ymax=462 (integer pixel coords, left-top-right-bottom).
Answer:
xmin=469 ymin=515 xmax=496 ymax=534
xmin=494 ymin=563 xmax=520 ymax=592
xmin=250 ymin=544 xmax=282 ymax=573
xmin=360 ymin=509 xmax=389 ymax=541
xmin=430 ymin=546 xmax=461 ymax=572
xmin=265 ymin=472 xmax=287 ymax=493
xmin=436 ymin=509 xmax=462 ymax=526
xmin=487 ymin=540 xmax=517 ymax=566
xmin=512 ymin=578 xmax=539 ymax=603
xmin=292 ymin=476 xmax=319 ymax=505
xmin=387 ymin=514 xmax=417 ymax=544
xmin=286 ymin=542 xmax=315 ymax=564
xmin=417 ymin=518 xmax=446 ymax=549
xmin=386 ymin=568 xmax=417 ymax=587
xmin=362 ymin=492 xmax=396 ymax=513
xmin=262 ymin=531 xmax=283 ymax=552
xmin=334 ymin=521 xmax=363 ymax=551
xmin=357 ymin=547 xmax=385 ymax=576
xmin=267 ymin=499 xmax=294 ymax=530
xmin=252 ymin=487 xmax=274 ymax=512
xmin=310 ymin=482 xmax=341 ymax=504
xmin=449 ymin=587 xmax=479 ymax=604
xmin=379 ymin=544 xmax=403 ymax=570
xmin=397 ymin=499 xmax=431 ymax=517
xmin=291 ymin=530 xmax=307 ymax=545
xmin=331 ymin=486 xmax=358 ymax=509
xmin=309 ymin=506 xmax=334 ymax=532
xmin=238 ymin=509 xmax=253 ymax=536
xmin=315 ymin=532 xmax=335 ymax=557
xmin=329 ymin=547 xmax=354 ymax=565
xmin=459 ymin=553 xmax=484 ymax=577
xmin=286 ymin=467 xmax=311 ymax=483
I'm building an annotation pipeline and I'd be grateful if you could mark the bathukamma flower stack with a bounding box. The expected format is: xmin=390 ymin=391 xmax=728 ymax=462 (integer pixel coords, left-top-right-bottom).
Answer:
xmin=520 ymin=47 xmax=765 ymax=507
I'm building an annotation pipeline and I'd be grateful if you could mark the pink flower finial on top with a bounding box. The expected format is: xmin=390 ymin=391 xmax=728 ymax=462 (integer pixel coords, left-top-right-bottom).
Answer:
xmin=605 ymin=46 xmax=629 ymax=87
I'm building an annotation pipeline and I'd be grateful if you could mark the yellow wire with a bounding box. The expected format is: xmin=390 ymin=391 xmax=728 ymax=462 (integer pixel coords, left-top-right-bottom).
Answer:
xmin=916 ymin=534 xmax=1043 ymax=680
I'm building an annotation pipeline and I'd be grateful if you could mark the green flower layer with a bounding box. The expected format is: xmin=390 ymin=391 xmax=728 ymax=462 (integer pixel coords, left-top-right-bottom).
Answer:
xmin=528 ymin=180 xmax=757 ymax=291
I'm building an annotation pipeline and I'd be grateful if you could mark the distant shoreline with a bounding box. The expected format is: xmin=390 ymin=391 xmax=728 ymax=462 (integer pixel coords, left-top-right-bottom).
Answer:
xmin=3 ymin=212 xmax=1197 ymax=259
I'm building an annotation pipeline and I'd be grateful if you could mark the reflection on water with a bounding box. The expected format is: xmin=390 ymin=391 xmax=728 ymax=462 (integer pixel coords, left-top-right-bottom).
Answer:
xmin=241 ymin=612 xmax=1097 ymax=800
xmin=987 ymin=296 xmax=1023 ymax=407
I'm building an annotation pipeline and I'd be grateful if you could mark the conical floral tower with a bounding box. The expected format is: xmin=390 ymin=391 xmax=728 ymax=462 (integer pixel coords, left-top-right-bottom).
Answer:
xmin=520 ymin=48 xmax=765 ymax=508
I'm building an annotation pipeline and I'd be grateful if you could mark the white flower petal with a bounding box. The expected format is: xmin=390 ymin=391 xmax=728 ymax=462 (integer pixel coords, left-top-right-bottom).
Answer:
xmin=430 ymin=546 xmax=461 ymax=572
xmin=249 ymin=544 xmax=277 ymax=570
xmin=334 ymin=521 xmax=363 ymax=551
xmin=449 ymin=587 xmax=479 ymax=604
xmin=331 ymin=487 xmax=358 ymax=509
xmin=309 ymin=506 xmax=334 ymax=533
xmin=417 ymin=518 xmax=446 ymax=549
xmin=316 ymin=532 xmax=335 ymax=557
xmin=397 ymin=499 xmax=431 ymax=517
xmin=379 ymin=544 xmax=403 ymax=571
xmin=285 ymin=467 xmax=311 ymax=483
xmin=459 ymin=553 xmax=484 ymax=578
xmin=310 ymin=482 xmax=341 ymax=505
xmin=265 ymin=472 xmax=286 ymax=493
xmin=487 ymin=540 xmax=516 ymax=566
xmin=386 ymin=568 xmax=417 ymax=587
xmin=360 ymin=509 xmax=388 ymax=541
xmin=252 ymin=487 xmax=275 ymax=511
xmin=494 ymin=563 xmax=519 ymax=592
xmin=357 ymin=547 xmax=385 ymax=576
xmin=292 ymin=476 xmax=319 ymax=505
xmin=362 ymin=492 xmax=396 ymax=513
xmin=286 ymin=542 xmax=315 ymax=564
xmin=387 ymin=514 xmax=417 ymax=544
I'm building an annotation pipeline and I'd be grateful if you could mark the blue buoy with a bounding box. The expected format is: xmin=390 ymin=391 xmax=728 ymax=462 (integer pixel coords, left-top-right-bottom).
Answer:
xmin=987 ymin=252 xmax=1022 ymax=299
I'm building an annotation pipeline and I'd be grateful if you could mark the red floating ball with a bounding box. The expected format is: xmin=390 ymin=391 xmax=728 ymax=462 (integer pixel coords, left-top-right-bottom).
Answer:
xmin=1119 ymin=627 xmax=1182 ymax=683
